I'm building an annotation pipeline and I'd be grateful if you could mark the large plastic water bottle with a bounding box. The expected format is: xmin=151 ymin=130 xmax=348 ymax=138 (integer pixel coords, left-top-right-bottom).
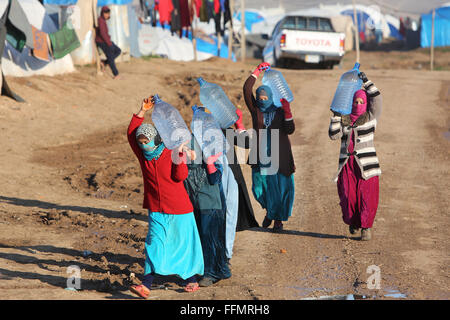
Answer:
xmin=191 ymin=105 xmax=229 ymax=160
xmin=330 ymin=63 xmax=363 ymax=115
xmin=262 ymin=67 xmax=294 ymax=107
xmin=197 ymin=78 xmax=238 ymax=129
xmin=151 ymin=94 xmax=191 ymax=150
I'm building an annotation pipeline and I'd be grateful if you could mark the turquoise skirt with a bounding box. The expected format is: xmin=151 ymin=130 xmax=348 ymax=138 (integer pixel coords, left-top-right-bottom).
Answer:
xmin=144 ymin=211 xmax=204 ymax=280
xmin=252 ymin=168 xmax=295 ymax=221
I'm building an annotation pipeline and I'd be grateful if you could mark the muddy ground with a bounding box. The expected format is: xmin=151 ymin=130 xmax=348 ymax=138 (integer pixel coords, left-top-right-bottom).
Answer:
xmin=0 ymin=48 xmax=449 ymax=300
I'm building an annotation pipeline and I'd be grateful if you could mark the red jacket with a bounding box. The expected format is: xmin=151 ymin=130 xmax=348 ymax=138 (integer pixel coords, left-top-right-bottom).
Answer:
xmin=127 ymin=114 xmax=193 ymax=214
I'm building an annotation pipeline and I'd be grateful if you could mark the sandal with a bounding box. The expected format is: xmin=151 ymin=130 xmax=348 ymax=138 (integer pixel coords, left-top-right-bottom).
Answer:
xmin=184 ymin=282 xmax=200 ymax=293
xmin=130 ymin=284 xmax=150 ymax=299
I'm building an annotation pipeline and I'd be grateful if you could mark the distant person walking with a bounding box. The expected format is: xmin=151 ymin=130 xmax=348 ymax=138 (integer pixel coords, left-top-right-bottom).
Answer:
xmin=328 ymin=72 xmax=382 ymax=241
xmin=95 ymin=6 xmax=121 ymax=79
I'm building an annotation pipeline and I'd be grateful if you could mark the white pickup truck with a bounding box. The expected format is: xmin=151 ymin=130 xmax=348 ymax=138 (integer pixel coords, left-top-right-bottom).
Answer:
xmin=262 ymin=15 xmax=345 ymax=69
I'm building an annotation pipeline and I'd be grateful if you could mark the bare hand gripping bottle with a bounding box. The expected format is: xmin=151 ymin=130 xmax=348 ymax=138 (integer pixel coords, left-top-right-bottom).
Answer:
xmin=191 ymin=105 xmax=229 ymax=160
xmin=151 ymin=94 xmax=191 ymax=150
xmin=330 ymin=63 xmax=363 ymax=115
xmin=262 ymin=67 xmax=294 ymax=107
xmin=197 ymin=77 xmax=238 ymax=129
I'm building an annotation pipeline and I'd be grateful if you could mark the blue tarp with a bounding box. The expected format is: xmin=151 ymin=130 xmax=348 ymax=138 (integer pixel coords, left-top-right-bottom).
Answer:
xmin=388 ymin=23 xmax=403 ymax=40
xmin=234 ymin=10 xmax=265 ymax=32
xmin=341 ymin=9 xmax=370 ymax=33
xmin=196 ymin=36 xmax=236 ymax=61
xmin=421 ymin=6 xmax=450 ymax=47
xmin=97 ymin=0 xmax=132 ymax=5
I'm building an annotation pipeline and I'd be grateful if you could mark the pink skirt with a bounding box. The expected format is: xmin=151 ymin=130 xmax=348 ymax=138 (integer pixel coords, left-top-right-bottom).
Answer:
xmin=337 ymin=155 xmax=379 ymax=229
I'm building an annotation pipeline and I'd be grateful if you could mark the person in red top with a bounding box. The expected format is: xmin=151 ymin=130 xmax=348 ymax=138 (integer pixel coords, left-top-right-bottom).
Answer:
xmin=95 ymin=6 xmax=121 ymax=79
xmin=128 ymin=96 xmax=204 ymax=299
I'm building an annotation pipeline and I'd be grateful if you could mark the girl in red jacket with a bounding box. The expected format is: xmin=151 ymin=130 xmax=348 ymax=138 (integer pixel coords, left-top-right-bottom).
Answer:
xmin=128 ymin=96 xmax=204 ymax=299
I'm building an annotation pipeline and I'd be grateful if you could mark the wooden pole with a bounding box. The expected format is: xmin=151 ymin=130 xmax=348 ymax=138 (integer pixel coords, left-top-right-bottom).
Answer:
xmin=352 ymin=0 xmax=360 ymax=63
xmin=192 ymin=1 xmax=198 ymax=61
xmin=228 ymin=0 xmax=234 ymax=60
xmin=430 ymin=8 xmax=435 ymax=71
xmin=241 ymin=0 xmax=245 ymax=62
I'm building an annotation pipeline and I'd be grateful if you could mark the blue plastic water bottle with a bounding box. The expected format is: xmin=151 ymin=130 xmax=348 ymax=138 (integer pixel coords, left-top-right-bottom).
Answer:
xmin=330 ymin=63 xmax=363 ymax=115
xmin=191 ymin=105 xmax=229 ymax=160
xmin=197 ymin=78 xmax=238 ymax=129
xmin=262 ymin=67 xmax=294 ymax=107
xmin=151 ymin=94 xmax=191 ymax=150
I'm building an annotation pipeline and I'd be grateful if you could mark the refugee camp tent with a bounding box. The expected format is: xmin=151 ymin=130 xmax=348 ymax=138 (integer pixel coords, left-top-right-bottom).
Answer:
xmin=421 ymin=5 xmax=450 ymax=48
xmin=1 ymin=0 xmax=75 ymax=77
xmin=44 ymin=0 xmax=99 ymax=65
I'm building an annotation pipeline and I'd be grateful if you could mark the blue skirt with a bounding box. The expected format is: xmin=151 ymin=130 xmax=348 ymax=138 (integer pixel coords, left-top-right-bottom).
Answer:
xmin=144 ymin=211 xmax=204 ymax=280
xmin=252 ymin=168 xmax=295 ymax=221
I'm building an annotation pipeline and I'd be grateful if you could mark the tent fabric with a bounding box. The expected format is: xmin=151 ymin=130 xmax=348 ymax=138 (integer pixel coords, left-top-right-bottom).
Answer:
xmin=97 ymin=0 xmax=132 ymax=6
xmin=421 ymin=6 xmax=450 ymax=47
xmin=1 ymin=0 xmax=75 ymax=77
xmin=234 ymin=10 xmax=265 ymax=32
xmin=43 ymin=0 xmax=77 ymax=4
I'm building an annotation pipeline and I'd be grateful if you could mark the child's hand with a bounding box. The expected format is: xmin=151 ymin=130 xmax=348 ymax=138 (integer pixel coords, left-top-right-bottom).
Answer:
xmin=141 ymin=96 xmax=154 ymax=111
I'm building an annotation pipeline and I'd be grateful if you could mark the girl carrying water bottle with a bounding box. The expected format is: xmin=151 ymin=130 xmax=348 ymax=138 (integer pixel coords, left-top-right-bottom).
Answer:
xmin=243 ymin=62 xmax=296 ymax=233
xmin=127 ymin=96 xmax=204 ymax=298
xmin=328 ymin=72 xmax=382 ymax=241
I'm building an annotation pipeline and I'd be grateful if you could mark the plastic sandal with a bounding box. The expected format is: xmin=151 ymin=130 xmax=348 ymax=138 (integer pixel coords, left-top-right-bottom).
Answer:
xmin=184 ymin=282 xmax=200 ymax=293
xmin=130 ymin=284 xmax=150 ymax=299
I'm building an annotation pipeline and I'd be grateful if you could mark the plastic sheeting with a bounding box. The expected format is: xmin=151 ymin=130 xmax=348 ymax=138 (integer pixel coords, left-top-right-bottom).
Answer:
xmin=97 ymin=0 xmax=132 ymax=5
xmin=421 ymin=6 xmax=450 ymax=48
xmin=1 ymin=0 xmax=75 ymax=77
xmin=234 ymin=10 xmax=265 ymax=32
xmin=138 ymin=26 xmax=235 ymax=62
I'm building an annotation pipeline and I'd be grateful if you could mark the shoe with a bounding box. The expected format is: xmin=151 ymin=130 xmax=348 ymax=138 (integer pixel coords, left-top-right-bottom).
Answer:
xmin=349 ymin=225 xmax=360 ymax=235
xmin=272 ymin=221 xmax=283 ymax=233
xmin=361 ymin=228 xmax=371 ymax=241
xmin=262 ymin=216 xmax=272 ymax=228
xmin=130 ymin=284 xmax=150 ymax=299
xmin=198 ymin=277 xmax=216 ymax=287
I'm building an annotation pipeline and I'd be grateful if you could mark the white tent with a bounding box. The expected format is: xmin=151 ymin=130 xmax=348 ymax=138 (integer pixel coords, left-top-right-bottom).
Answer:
xmin=1 ymin=0 xmax=75 ymax=77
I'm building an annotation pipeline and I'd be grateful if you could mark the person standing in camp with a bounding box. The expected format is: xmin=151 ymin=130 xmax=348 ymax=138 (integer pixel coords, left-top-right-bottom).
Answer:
xmin=95 ymin=6 xmax=121 ymax=79
xmin=183 ymin=125 xmax=231 ymax=287
xmin=127 ymin=96 xmax=204 ymax=298
xmin=243 ymin=62 xmax=296 ymax=233
xmin=328 ymin=72 xmax=382 ymax=241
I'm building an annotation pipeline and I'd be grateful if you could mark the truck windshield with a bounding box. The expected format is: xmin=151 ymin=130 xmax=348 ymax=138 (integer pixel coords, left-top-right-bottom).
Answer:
xmin=281 ymin=16 xmax=334 ymax=32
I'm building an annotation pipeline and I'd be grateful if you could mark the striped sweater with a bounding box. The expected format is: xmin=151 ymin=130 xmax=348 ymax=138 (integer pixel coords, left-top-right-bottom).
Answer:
xmin=328 ymin=79 xmax=382 ymax=181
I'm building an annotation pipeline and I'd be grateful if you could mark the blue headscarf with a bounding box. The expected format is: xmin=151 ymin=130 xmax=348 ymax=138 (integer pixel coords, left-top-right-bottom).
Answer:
xmin=256 ymin=85 xmax=277 ymax=127
xmin=256 ymin=85 xmax=277 ymax=113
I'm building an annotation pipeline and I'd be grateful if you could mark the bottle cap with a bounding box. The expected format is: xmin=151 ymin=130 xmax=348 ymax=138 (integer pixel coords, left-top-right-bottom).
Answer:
xmin=153 ymin=94 xmax=162 ymax=103
xmin=197 ymin=77 xmax=206 ymax=86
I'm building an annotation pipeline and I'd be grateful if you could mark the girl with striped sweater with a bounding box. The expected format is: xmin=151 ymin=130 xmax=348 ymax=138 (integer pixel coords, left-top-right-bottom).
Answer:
xmin=329 ymin=72 xmax=382 ymax=241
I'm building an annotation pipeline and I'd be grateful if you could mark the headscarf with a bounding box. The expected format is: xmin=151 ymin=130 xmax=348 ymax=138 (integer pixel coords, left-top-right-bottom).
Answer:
xmin=256 ymin=85 xmax=277 ymax=127
xmin=101 ymin=6 xmax=110 ymax=15
xmin=136 ymin=123 xmax=165 ymax=160
xmin=350 ymin=89 xmax=367 ymax=124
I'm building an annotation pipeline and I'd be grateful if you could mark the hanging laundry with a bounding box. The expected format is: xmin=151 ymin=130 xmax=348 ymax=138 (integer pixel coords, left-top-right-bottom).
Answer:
xmin=157 ymin=0 xmax=174 ymax=26
xmin=49 ymin=22 xmax=81 ymax=59
xmin=193 ymin=0 xmax=202 ymax=18
xmin=5 ymin=0 xmax=34 ymax=52
xmin=171 ymin=0 xmax=181 ymax=34
xmin=199 ymin=0 xmax=208 ymax=22
xmin=31 ymin=26 xmax=50 ymax=62
xmin=179 ymin=0 xmax=191 ymax=29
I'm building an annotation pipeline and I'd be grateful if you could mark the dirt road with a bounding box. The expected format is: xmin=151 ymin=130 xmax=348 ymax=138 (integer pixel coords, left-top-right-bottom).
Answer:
xmin=0 ymin=51 xmax=448 ymax=300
